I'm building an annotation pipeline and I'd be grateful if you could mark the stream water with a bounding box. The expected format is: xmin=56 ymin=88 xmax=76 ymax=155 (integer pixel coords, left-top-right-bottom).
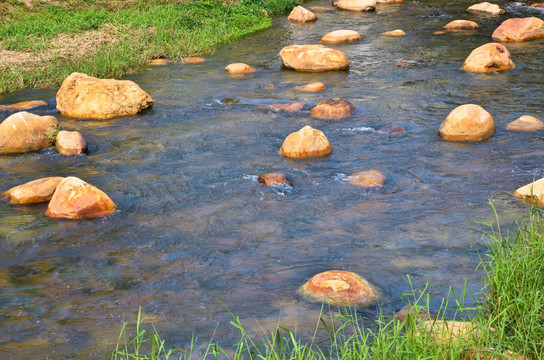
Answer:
xmin=1 ymin=0 xmax=544 ymax=358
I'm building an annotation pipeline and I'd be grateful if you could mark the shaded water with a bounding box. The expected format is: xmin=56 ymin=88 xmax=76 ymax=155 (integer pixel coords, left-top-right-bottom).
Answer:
xmin=1 ymin=0 xmax=544 ymax=358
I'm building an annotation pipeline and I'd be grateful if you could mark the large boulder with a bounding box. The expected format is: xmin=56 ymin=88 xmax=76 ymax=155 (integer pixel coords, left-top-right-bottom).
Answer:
xmin=55 ymin=130 xmax=88 ymax=155
xmin=287 ymin=6 xmax=318 ymax=22
xmin=336 ymin=0 xmax=376 ymax=11
xmin=491 ymin=17 xmax=544 ymax=42
xmin=320 ymin=30 xmax=361 ymax=44
xmin=506 ymin=115 xmax=544 ymax=132
xmin=280 ymin=125 xmax=332 ymax=159
xmin=56 ymin=72 xmax=154 ymax=120
xmin=0 ymin=111 xmax=58 ymax=154
xmin=461 ymin=43 xmax=515 ymax=72
xmin=45 ymin=177 xmax=116 ymax=219
xmin=513 ymin=178 xmax=544 ymax=206
xmin=443 ymin=20 xmax=479 ymax=30
xmin=3 ymin=177 xmax=64 ymax=204
xmin=280 ymin=45 xmax=349 ymax=72
xmin=348 ymin=170 xmax=386 ymax=187
xmin=467 ymin=2 xmax=504 ymax=15
xmin=438 ymin=104 xmax=495 ymax=142
xmin=310 ymin=98 xmax=357 ymax=119
xmin=0 ymin=100 xmax=48 ymax=112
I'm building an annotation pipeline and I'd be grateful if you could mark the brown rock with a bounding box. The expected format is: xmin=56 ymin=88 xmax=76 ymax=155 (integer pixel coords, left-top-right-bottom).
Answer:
xmin=348 ymin=170 xmax=386 ymax=188
xmin=258 ymin=102 xmax=305 ymax=112
xmin=377 ymin=124 xmax=406 ymax=135
xmin=336 ymin=0 xmax=377 ymax=11
xmin=438 ymin=104 xmax=494 ymax=142
xmin=3 ymin=177 xmax=64 ymax=204
xmin=279 ymin=45 xmax=349 ymax=72
xmin=467 ymin=2 xmax=504 ymax=15
xmin=287 ymin=6 xmax=318 ymax=22
xmin=444 ymin=20 xmax=479 ymax=30
xmin=513 ymin=178 xmax=544 ymax=206
xmin=382 ymin=29 xmax=406 ymax=36
xmin=310 ymin=6 xmax=336 ymax=11
xmin=225 ymin=63 xmax=256 ymax=74
xmin=0 ymin=111 xmax=58 ymax=154
xmin=45 ymin=177 xmax=116 ymax=219
xmin=298 ymin=270 xmax=380 ymax=306
xmin=461 ymin=43 xmax=515 ymax=72
xmin=56 ymin=73 xmax=154 ymax=120
xmin=418 ymin=320 xmax=483 ymax=344
xmin=491 ymin=17 xmax=544 ymax=42
xmin=295 ymin=82 xmax=327 ymax=92
xmin=506 ymin=115 xmax=544 ymax=132
xmin=55 ymin=130 xmax=88 ymax=155
xmin=320 ymin=30 xmax=361 ymax=44
xmin=149 ymin=58 xmax=170 ymax=66
xmin=310 ymin=98 xmax=357 ymax=119
xmin=0 ymin=100 xmax=48 ymax=112
xmin=182 ymin=57 xmax=206 ymax=63
xmin=258 ymin=173 xmax=291 ymax=186
xmin=280 ymin=125 xmax=332 ymax=159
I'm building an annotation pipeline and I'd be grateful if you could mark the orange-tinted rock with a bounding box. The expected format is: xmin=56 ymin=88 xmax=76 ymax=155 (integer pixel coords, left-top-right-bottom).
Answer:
xmin=0 ymin=111 xmax=58 ymax=154
xmin=491 ymin=17 xmax=544 ymax=42
xmin=336 ymin=0 xmax=377 ymax=11
xmin=45 ymin=177 xmax=116 ymax=219
xmin=320 ymin=30 xmax=361 ymax=44
xmin=513 ymin=178 xmax=544 ymax=206
xmin=395 ymin=305 xmax=434 ymax=321
xmin=55 ymin=130 xmax=87 ymax=155
xmin=280 ymin=45 xmax=349 ymax=72
xmin=182 ymin=57 xmax=206 ymax=63
xmin=310 ymin=98 xmax=357 ymax=119
xmin=0 ymin=100 xmax=48 ymax=112
xmin=149 ymin=58 xmax=170 ymax=66
xmin=461 ymin=43 xmax=515 ymax=72
xmin=287 ymin=6 xmax=317 ymax=22
xmin=438 ymin=104 xmax=494 ymax=142
xmin=56 ymin=72 xmax=154 ymax=120
xmin=3 ymin=177 xmax=64 ymax=204
xmin=348 ymin=170 xmax=386 ymax=188
xmin=298 ymin=270 xmax=380 ymax=306
xmin=506 ymin=115 xmax=544 ymax=132
xmin=467 ymin=2 xmax=504 ymax=15
xmin=280 ymin=125 xmax=332 ymax=159
xmin=418 ymin=320 xmax=483 ymax=344
xmin=258 ymin=102 xmax=305 ymax=112
xmin=444 ymin=20 xmax=479 ymax=30
xmin=225 ymin=63 xmax=256 ymax=74
xmin=382 ymin=29 xmax=406 ymax=36
xmin=434 ymin=31 xmax=447 ymax=35
xmin=310 ymin=6 xmax=336 ymax=11
xmin=295 ymin=82 xmax=327 ymax=92
xmin=377 ymin=124 xmax=406 ymax=135
xmin=530 ymin=2 xmax=544 ymax=7
xmin=395 ymin=61 xmax=416 ymax=67
xmin=258 ymin=173 xmax=291 ymax=186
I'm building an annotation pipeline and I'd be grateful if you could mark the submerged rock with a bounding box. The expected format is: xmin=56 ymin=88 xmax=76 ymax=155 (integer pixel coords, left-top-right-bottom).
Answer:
xmin=56 ymin=72 xmax=154 ymax=119
xmin=183 ymin=57 xmax=206 ymax=63
xmin=491 ymin=17 xmax=544 ymax=42
xmin=0 ymin=100 xmax=48 ymax=112
xmin=258 ymin=173 xmax=291 ymax=186
xmin=461 ymin=43 xmax=515 ymax=72
xmin=149 ymin=58 xmax=170 ymax=66
xmin=513 ymin=178 xmax=544 ymax=206
xmin=55 ymin=130 xmax=88 ymax=155
xmin=298 ymin=270 xmax=380 ymax=306
xmin=443 ymin=20 xmax=479 ymax=30
xmin=336 ymin=0 xmax=376 ymax=12
xmin=295 ymin=82 xmax=327 ymax=92
xmin=280 ymin=45 xmax=349 ymax=72
xmin=0 ymin=111 xmax=58 ymax=154
xmin=438 ymin=104 xmax=494 ymax=142
xmin=377 ymin=124 xmax=406 ymax=135
xmin=348 ymin=170 xmax=386 ymax=188
xmin=382 ymin=29 xmax=406 ymax=36
xmin=225 ymin=63 xmax=256 ymax=74
xmin=280 ymin=125 xmax=332 ymax=159
xmin=506 ymin=115 xmax=544 ymax=132
xmin=287 ymin=6 xmax=318 ymax=22
xmin=257 ymin=102 xmax=305 ymax=112
xmin=467 ymin=2 xmax=504 ymax=15
xmin=310 ymin=98 xmax=357 ymax=119
xmin=320 ymin=30 xmax=361 ymax=44
xmin=3 ymin=177 xmax=64 ymax=204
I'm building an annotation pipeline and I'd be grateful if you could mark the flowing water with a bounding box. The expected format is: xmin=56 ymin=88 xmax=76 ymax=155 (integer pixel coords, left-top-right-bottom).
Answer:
xmin=1 ymin=0 xmax=544 ymax=358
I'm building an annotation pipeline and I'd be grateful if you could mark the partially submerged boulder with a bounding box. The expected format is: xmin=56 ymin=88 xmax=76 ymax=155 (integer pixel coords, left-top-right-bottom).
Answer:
xmin=491 ymin=17 xmax=544 ymax=42
xmin=438 ymin=104 xmax=495 ymax=142
xmin=55 ymin=130 xmax=88 ymax=155
xmin=506 ymin=115 xmax=544 ymax=132
xmin=183 ymin=57 xmax=206 ymax=63
xmin=280 ymin=125 xmax=332 ymax=159
xmin=0 ymin=111 xmax=58 ymax=154
xmin=3 ymin=177 xmax=64 ymax=204
xmin=335 ymin=0 xmax=376 ymax=12
xmin=149 ymin=58 xmax=170 ymax=66
xmin=295 ymin=82 xmax=327 ymax=92
xmin=377 ymin=124 xmax=406 ymax=135
xmin=467 ymin=2 xmax=504 ymax=15
xmin=348 ymin=170 xmax=386 ymax=187
xmin=225 ymin=63 xmax=256 ymax=74
xmin=258 ymin=173 xmax=291 ymax=186
xmin=513 ymin=178 xmax=544 ymax=206
xmin=320 ymin=30 xmax=361 ymax=44
xmin=287 ymin=6 xmax=318 ymax=22
xmin=56 ymin=72 xmax=154 ymax=119
xmin=310 ymin=98 xmax=357 ymax=119
xmin=461 ymin=43 xmax=515 ymax=72
xmin=382 ymin=29 xmax=406 ymax=36
xmin=280 ymin=45 xmax=349 ymax=72
xmin=0 ymin=100 xmax=48 ymax=112
xmin=443 ymin=20 xmax=479 ymax=30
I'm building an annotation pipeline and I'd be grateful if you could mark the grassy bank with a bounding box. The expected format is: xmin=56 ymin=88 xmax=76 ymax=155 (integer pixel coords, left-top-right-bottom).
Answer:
xmin=0 ymin=0 xmax=300 ymax=95
xmin=110 ymin=206 xmax=544 ymax=359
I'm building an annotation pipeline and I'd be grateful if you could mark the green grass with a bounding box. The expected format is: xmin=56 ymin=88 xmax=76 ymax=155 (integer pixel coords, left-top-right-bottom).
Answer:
xmin=109 ymin=205 xmax=544 ymax=360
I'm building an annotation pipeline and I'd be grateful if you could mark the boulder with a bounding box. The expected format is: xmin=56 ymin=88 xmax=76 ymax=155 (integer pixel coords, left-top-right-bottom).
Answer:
xmin=55 ymin=130 xmax=88 ymax=155
xmin=336 ymin=0 xmax=376 ymax=11
xmin=182 ymin=57 xmax=206 ymax=63
xmin=310 ymin=98 xmax=357 ymax=119
xmin=513 ymin=178 xmax=544 ymax=206
xmin=287 ymin=6 xmax=318 ymax=22
xmin=257 ymin=102 xmax=305 ymax=112
xmin=0 ymin=111 xmax=58 ymax=154
xmin=491 ymin=17 xmax=544 ymax=42
xmin=438 ymin=104 xmax=494 ymax=142
xmin=56 ymin=73 xmax=154 ymax=120
xmin=3 ymin=177 xmax=64 ymax=204
xmin=225 ymin=62 xmax=256 ymax=74
xmin=382 ymin=29 xmax=406 ymax=36
xmin=443 ymin=20 xmax=479 ymax=30
xmin=298 ymin=270 xmax=380 ymax=306
xmin=258 ymin=173 xmax=291 ymax=186
xmin=279 ymin=45 xmax=349 ymax=72
xmin=467 ymin=2 xmax=504 ymax=15
xmin=461 ymin=43 xmax=515 ymax=72
xmin=506 ymin=115 xmax=544 ymax=132
xmin=149 ymin=58 xmax=170 ymax=66
xmin=377 ymin=124 xmax=406 ymax=135
xmin=320 ymin=30 xmax=361 ymax=44
xmin=45 ymin=177 xmax=116 ymax=219
xmin=295 ymin=82 xmax=327 ymax=92
xmin=0 ymin=100 xmax=48 ymax=112
xmin=348 ymin=170 xmax=386 ymax=187
xmin=280 ymin=125 xmax=332 ymax=159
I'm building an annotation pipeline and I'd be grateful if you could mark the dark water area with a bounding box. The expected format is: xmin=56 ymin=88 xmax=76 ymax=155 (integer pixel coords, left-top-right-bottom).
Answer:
xmin=1 ymin=0 xmax=544 ymax=358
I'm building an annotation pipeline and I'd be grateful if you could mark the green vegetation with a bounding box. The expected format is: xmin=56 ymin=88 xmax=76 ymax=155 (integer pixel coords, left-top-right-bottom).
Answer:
xmin=110 ymin=205 xmax=544 ymax=359
xmin=0 ymin=0 xmax=301 ymax=95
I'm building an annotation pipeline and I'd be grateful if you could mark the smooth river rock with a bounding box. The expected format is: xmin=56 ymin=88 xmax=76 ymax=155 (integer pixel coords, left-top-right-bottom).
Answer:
xmin=513 ymin=178 xmax=544 ymax=206
xmin=320 ymin=30 xmax=361 ymax=44
xmin=45 ymin=177 xmax=116 ymax=219
xmin=310 ymin=98 xmax=357 ymax=119
xmin=258 ymin=173 xmax=291 ymax=186
xmin=467 ymin=2 xmax=504 ymax=15
xmin=438 ymin=104 xmax=494 ymax=142
xmin=348 ymin=170 xmax=386 ymax=188
xmin=182 ymin=57 xmax=206 ymax=63
xmin=461 ymin=43 xmax=515 ymax=72
xmin=280 ymin=125 xmax=331 ymax=159
xmin=287 ymin=6 xmax=317 ymax=22
xmin=443 ymin=20 xmax=479 ymax=30
xmin=0 ymin=111 xmax=58 ymax=154
xmin=225 ymin=63 xmax=256 ymax=74
xmin=491 ymin=17 xmax=544 ymax=42
xmin=336 ymin=0 xmax=376 ymax=11
xmin=295 ymin=82 xmax=327 ymax=92
xmin=257 ymin=102 xmax=305 ymax=112
xmin=0 ymin=100 xmax=48 ymax=112
xmin=149 ymin=58 xmax=170 ymax=66
xmin=55 ymin=130 xmax=88 ymax=155
xmin=279 ymin=45 xmax=349 ymax=72
xmin=298 ymin=270 xmax=380 ymax=306
xmin=382 ymin=29 xmax=406 ymax=36
xmin=3 ymin=177 xmax=64 ymax=204
xmin=506 ymin=115 xmax=544 ymax=132
xmin=56 ymin=72 xmax=154 ymax=120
